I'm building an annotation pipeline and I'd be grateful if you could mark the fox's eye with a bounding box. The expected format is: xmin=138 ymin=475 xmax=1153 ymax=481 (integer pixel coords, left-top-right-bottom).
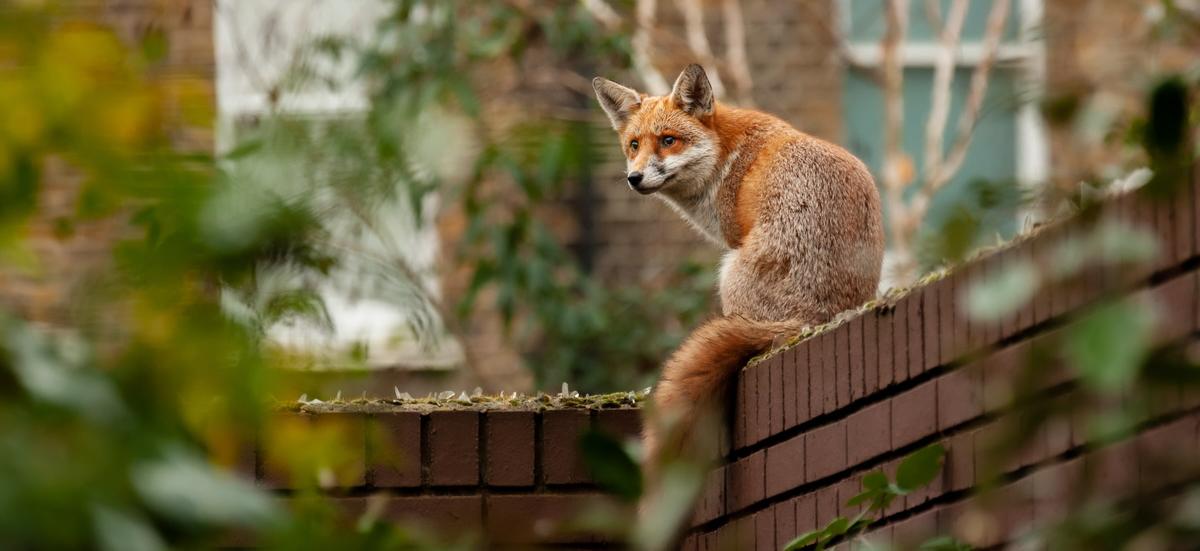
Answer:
xmin=630 ymin=139 xmax=639 ymax=151
xmin=661 ymin=136 xmax=676 ymax=146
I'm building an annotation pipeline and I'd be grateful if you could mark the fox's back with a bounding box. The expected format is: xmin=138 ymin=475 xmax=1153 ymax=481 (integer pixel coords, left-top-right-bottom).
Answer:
xmin=714 ymin=106 xmax=883 ymax=324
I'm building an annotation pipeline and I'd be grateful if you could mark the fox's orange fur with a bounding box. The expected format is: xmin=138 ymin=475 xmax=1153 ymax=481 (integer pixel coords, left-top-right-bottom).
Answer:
xmin=594 ymin=65 xmax=884 ymax=506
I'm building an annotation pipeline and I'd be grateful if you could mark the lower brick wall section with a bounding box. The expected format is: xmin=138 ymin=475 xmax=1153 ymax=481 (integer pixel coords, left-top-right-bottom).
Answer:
xmin=254 ymin=407 xmax=641 ymax=547
xmin=250 ymin=175 xmax=1200 ymax=549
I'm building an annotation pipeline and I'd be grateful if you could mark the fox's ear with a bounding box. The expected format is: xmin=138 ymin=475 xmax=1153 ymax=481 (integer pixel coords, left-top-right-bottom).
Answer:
xmin=593 ymin=77 xmax=641 ymax=130
xmin=670 ymin=64 xmax=714 ymax=117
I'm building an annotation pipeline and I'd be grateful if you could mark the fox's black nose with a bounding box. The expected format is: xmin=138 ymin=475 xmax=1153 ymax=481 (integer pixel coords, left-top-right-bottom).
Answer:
xmin=627 ymin=172 xmax=644 ymax=187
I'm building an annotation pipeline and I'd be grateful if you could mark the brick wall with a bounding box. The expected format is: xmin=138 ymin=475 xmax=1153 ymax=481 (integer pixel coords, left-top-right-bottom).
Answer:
xmin=252 ymin=405 xmax=642 ymax=547
xmin=684 ymin=166 xmax=1200 ymax=549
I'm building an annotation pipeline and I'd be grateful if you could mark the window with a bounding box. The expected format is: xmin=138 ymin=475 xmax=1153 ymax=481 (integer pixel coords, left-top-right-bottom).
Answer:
xmin=839 ymin=0 xmax=1047 ymax=238
xmin=213 ymin=0 xmax=462 ymax=371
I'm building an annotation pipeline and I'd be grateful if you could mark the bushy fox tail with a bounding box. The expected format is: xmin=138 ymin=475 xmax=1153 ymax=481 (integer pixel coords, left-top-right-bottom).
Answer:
xmin=643 ymin=315 xmax=808 ymax=476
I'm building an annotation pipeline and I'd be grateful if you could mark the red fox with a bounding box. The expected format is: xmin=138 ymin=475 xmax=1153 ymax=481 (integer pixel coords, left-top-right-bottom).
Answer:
xmin=593 ymin=65 xmax=884 ymax=481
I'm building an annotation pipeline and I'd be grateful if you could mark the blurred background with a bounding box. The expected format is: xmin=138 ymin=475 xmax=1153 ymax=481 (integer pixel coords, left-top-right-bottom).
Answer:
xmin=5 ymin=0 xmax=1195 ymax=398
xmin=0 ymin=1 xmax=1196 ymax=547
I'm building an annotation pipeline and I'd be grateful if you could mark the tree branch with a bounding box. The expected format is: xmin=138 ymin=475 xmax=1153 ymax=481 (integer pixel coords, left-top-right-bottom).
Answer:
xmin=881 ymin=0 xmax=911 ymax=256
xmin=673 ymin=0 xmax=726 ymax=97
xmin=926 ymin=0 xmax=1010 ymax=193
xmin=633 ymin=0 xmax=671 ymax=94
xmin=720 ymin=0 xmax=755 ymax=106
xmin=922 ymin=0 xmax=969 ymax=187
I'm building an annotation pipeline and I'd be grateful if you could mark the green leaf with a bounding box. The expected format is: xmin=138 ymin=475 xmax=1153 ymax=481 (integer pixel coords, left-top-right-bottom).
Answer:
xmin=579 ymin=430 xmax=643 ymax=502
xmin=782 ymin=529 xmax=822 ymax=550
xmin=965 ymin=259 xmax=1039 ymax=321
xmin=919 ymin=535 xmax=973 ymax=550
xmin=92 ymin=505 xmax=166 ymax=551
xmin=1064 ymin=299 xmax=1153 ymax=392
xmin=132 ymin=447 xmax=283 ymax=529
xmin=896 ymin=444 xmax=946 ymax=493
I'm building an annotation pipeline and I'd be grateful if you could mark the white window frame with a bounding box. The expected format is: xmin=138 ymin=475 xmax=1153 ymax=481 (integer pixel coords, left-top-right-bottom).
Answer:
xmin=212 ymin=0 xmax=461 ymax=371
xmin=836 ymin=0 xmax=1049 ymax=210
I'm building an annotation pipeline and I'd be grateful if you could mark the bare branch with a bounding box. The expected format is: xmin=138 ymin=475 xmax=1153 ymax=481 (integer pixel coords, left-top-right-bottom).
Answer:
xmin=928 ymin=0 xmax=1011 ymax=192
xmin=881 ymin=0 xmax=911 ymax=257
xmin=580 ymin=0 xmax=621 ymax=30
xmin=673 ymin=0 xmax=727 ymax=97
xmin=633 ymin=0 xmax=671 ymax=94
xmin=923 ymin=0 xmax=943 ymax=33
xmin=922 ymin=0 xmax=969 ymax=186
xmin=720 ymin=0 xmax=755 ymax=106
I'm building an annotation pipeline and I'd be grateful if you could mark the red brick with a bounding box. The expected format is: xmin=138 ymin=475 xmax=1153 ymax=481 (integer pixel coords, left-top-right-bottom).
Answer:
xmin=906 ymin=292 xmax=923 ymax=379
xmin=1155 ymin=196 xmax=1176 ymax=272
xmin=807 ymin=339 xmax=823 ymax=422
xmin=922 ymin=282 xmax=939 ymax=374
xmin=1194 ymin=166 xmax=1200 ymax=258
xmin=380 ymin=495 xmax=483 ymax=534
xmin=954 ymin=281 xmax=970 ymax=356
xmin=849 ymin=317 xmax=864 ymax=402
xmin=836 ymin=325 xmax=850 ymax=408
xmin=1151 ymin=271 xmax=1197 ymax=343
xmin=1175 ymin=181 xmax=1194 ymax=262
xmin=754 ymin=508 xmax=776 ymax=551
xmin=736 ymin=369 xmax=749 ymax=450
xmin=795 ymin=493 xmax=817 ymax=535
xmin=485 ymin=410 xmax=535 ymax=487
xmin=982 ymin=341 xmax=1026 ymax=413
xmin=746 ymin=365 xmax=761 ymax=445
xmin=945 ymin=431 xmax=976 ymax=492
xmin=1042 ymin=416 xmax=1074 ymax=459
xmin=879 ymin=307 xmax=897 ymax=388
xmin=892 ymin=381 xmax=937 ymax=449
xmin=758 ymin=363 xmax=771 ymax=443
xmin=542 ymin=409 xmax=590 ymax=485
xmin=815 ymin=485 xmax=839 ymax=527
xmin=696 ymin=466 xmax=726 ymax=525
xmin=732 ymin=515 xmax=755 ymax=549
xmin=681 ymin=534 xmax=699 ymax=551
xmin=774 ymin=498 xmax=797 ymax=549
xmin=892 ymin=508 xmax=938 ymax=547
xmin=765 ymin=434 xmax=805 ymax=498
xmin=795 ymin=342 xmax=814 ymax=426
xmin=940 ymin=275 xmax=956 ymax=363
xmin=822 ymin=332 xmax=837 ymax=414
xmin=864 ymin=312 xmax=879 ymax=394
xmin=937 ymin=366 xmax=983 ymax=431
xmin=837 ymin=475 xmax=862 ymax=520
xmin=783 ymin=347 xmax=798 ymax=429
xmin=736 ymin=450 xmax=766 ymax=511
xmin=769 ymin=355 xmax=785 ymax=437
xmin=487 ymin=494 xmax=607 ymax=544
xmin=847 ymin=399 xmax=891 ymax=465
xmin=896 ymin=296 xmax=913 ymax=383
xmin=368 ymin=412 xmax=421 ymax=488
xmin=428 ymin=411 xmax=479 ymax=486
xmin=593 ymin=408 xmax=641 ymax=443
xmin=805 ymin=421 xmax=847 ymax=481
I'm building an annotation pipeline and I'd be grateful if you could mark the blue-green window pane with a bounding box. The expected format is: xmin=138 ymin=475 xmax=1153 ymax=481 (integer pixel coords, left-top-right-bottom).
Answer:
xmin=844 ymin=0 xmax=1021 ymax=43
xmin=842 ymin=67 xmax=1019 ymax=241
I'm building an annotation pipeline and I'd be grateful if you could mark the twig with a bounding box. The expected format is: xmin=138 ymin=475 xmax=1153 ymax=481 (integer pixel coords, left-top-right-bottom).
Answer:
xmin=926 ymin=0 xmax=1010 ymax=193
xmin=881 ymin=0 xmax=911 ymax=258
xmin=922 ymin=0 xmax=969 ymax=186
xmin=720 ymin=0 xmax=755 ymax=106
xmin=633 ymin=0 xmax=671 ymax=94
xmin=673 ymin=0 xmax=726 ymax=97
